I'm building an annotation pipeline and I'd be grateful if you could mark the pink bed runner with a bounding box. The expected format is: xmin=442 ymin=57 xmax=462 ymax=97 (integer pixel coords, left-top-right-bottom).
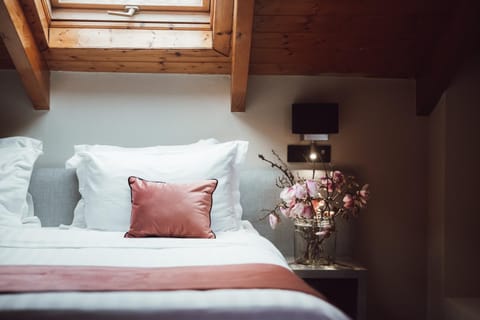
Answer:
xmin=0 ymin=263 xmax=324 ymax=299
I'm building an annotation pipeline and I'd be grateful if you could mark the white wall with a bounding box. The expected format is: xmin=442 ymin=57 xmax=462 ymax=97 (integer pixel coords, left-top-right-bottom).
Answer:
xmin=0 ymin=70 xmax=427 ymax=320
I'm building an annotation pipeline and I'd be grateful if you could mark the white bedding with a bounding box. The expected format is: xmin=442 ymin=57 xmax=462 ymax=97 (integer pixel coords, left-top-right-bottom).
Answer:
xmin=0 ymin=222 xmax=349 ymax=320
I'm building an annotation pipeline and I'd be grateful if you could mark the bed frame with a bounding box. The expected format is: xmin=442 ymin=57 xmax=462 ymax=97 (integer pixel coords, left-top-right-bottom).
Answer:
xmin=27 ymin=168 xmax=293 ymax=255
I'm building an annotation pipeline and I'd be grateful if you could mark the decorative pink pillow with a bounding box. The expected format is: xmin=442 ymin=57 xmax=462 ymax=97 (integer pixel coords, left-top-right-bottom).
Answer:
xmin=125 ymin=177 xmax=217 ymax=239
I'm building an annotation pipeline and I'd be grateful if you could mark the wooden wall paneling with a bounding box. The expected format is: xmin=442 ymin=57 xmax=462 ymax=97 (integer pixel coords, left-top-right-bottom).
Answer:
xmin=249 ymin=63 xmax=327 ymax=75
xmin=250 ymin=47 xmax=414 ymax=78
xmin=416 ymin=0 xmax=480 ymax=115
xmin=0 ymin=38 xmax=14 ymax=69
xmin=252 ymin=32 xmax=416 ymax=52
xmin=47 ymin=60 xmax=230 ymax=74
xmin=230 ymin=0 xmax=255 ymax=112
xmin=212 ymin=0 xmax=234 ymax=56
xmin=0 ymin=58 xmax=14 ymax=69
xmin=45 ymin=47 xmax=230 ymax=72
xmin=45 ymin=48 xmax=230 ymax=62
xmin=255 ymin=0 xmax=425 ymax=16
xmin=253 ymin=15 xmax=418 ymax=35
xmin=0 ymin=0 xmax=50 ymax=110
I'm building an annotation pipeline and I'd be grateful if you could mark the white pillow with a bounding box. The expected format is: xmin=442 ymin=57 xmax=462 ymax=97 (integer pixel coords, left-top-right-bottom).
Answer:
xmin=66 ymin=139 xmax=248 ymax=232
xmin=66 ymin=138 xmax=218 ymax=169
xmin=66 ymin=139 xmax=218 ymax=228
xmin=0 ymin=137 xmax=43 ymax=227
xmin=72 ymin=140 xmax=247 ymax=232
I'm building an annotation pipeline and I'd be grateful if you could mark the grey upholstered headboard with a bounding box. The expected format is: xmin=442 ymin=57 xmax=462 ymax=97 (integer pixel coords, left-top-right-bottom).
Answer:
xmin=29 ymin=168 xmax=80 ymax=227
xmin=27 ymin=167 xmax=295 ymax=255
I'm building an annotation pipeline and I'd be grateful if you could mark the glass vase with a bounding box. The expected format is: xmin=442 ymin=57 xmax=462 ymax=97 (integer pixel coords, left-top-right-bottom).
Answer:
xmin=293 ymin=217 xmax=336 ymax=265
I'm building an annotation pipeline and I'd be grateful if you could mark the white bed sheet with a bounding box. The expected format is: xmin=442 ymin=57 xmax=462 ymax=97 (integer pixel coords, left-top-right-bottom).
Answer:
xmin=0 ymin=221 xmax=349 ymax=320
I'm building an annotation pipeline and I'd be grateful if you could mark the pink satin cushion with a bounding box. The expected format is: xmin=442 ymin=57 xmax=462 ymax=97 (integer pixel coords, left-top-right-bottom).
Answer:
xmin=125 ymin=177 xmax=217 ymax=239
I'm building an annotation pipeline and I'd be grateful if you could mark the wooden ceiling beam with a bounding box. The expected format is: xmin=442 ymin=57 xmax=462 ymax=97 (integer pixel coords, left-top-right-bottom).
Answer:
xmin=416 ymin=0 xmax=480 ymax=116
xmin=19 ymin=0 xmax=50 ymax=52
xmin=0 ymin=0 xmax=50 ymax=110
xmin=212 ymin=0 xmax=234 ymax=56
xmin=230 ymin=0 xmax=254 ymax=112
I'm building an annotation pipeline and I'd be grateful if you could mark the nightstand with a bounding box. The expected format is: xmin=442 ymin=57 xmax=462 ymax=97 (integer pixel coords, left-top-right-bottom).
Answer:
xmin=289 ymin=259 xmax=367 ymax=320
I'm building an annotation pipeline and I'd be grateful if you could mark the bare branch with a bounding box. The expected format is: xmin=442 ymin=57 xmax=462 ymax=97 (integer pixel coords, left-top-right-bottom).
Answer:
xmin=258 ymin=151 xmax=295 ymax=186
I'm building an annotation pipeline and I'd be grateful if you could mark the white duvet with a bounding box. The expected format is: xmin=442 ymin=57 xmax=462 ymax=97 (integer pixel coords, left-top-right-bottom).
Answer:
xmin=0 ymin=222 xmax=349 ymax=320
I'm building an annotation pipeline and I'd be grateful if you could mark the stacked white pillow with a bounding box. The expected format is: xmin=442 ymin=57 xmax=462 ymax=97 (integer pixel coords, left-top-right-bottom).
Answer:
xmin=66 ymin=138 xmax=218 ymax=228
xmin=0 ymin=136 xmax=43 ymax=227
xmin=66 ymin=140 xmax=248 ymax=232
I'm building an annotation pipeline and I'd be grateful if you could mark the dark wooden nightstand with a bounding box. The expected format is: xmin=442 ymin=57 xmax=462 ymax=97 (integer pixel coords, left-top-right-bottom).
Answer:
xmin=289 ymin=259 xmax=367 ymax=320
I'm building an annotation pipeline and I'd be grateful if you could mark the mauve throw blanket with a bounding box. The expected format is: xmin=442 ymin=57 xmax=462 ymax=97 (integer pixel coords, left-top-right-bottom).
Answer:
xmin=0 ymin=263 xmax=324 ymax=299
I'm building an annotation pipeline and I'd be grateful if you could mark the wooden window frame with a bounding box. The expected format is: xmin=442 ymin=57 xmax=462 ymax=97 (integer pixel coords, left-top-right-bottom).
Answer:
xmin=50 ymin=9 xmax=211 ymax=25
xmin=36 ymin=0 xmax=233 ymax=56
xmin=50 ymin=0 xmax=210 ymax=12
xmin=49 ymin=0 xmax=211 ymax=26
xmin=41 ymin=0 xmax=234 ymax=57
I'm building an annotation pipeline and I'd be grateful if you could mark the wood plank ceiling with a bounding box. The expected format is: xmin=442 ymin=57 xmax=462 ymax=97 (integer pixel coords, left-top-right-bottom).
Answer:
xmin=1 ymin=0 xmax=479 ymax=114
xmin=0 ymin=39 xmax=14 ymax=69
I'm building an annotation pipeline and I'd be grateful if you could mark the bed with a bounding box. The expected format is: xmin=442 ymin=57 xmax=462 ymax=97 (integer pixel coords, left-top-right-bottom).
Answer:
xmin=0 ymin=139 xmax=349 ymax=320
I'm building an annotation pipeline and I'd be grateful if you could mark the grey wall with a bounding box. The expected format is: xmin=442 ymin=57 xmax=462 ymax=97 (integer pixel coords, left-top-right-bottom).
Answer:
xmin=0 ymin=70 xmax=427 ymax=320
xmin=427 ymin=94 xmax=447 ymax=320
xmin=427 ymin=53 xmax=480 ymax=320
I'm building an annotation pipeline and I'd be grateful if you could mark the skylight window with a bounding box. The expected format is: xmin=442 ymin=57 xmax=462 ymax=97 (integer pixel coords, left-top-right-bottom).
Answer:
xmin=51 ymin=0 xmax=210 ymax=12
xmin=48 ymin=0 xmax=211 ymax=25
xmin=43 ymin=0 xmax=232 ymax=55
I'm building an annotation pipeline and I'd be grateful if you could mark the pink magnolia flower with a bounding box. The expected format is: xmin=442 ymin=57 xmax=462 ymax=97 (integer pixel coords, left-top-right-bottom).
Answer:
xmin=306 ymin=179 xmax=318 ymax=197
xmin=355 ymin=184 xmax=370 ymax=207
xmin=259 ymin=151 xmax=370 ymax=230
xmin=333 ymin=170 xmax=345 ymax=190
xmin=343 ymin=193 xmax=355 ymax=208
xmin=293 ymin=183 xmax=307 ymax=199
xmin=280 ymin=187 xmax=296 ymax=207
xmin=290 ymin=202 xmax=305 ymax=218
xmin=268 ymin=213 xmax=279 ymax=229
xmin=359 ymin=184 xmax=370 ymax=199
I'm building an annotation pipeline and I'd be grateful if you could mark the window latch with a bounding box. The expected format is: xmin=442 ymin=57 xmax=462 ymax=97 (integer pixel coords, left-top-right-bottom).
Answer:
xmin=107 ymin=5 xmax=140 ymax=17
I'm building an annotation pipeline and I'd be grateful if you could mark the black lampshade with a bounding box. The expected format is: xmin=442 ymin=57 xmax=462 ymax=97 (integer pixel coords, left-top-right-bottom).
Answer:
xmin=292 ymin=103 xmax=339 ymax=134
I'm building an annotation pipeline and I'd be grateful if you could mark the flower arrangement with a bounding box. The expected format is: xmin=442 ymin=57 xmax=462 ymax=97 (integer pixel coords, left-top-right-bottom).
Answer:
xmin=259 ymin=150 xmax=369 ymax=265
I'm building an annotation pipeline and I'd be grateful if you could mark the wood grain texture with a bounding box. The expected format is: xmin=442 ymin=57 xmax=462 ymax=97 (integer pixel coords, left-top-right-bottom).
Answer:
xmin=0 ymin=39 xmax=14 ymax=69
xmin=51 ymin=9 xmax=210 ymax=23
xmin=45 ymin=48 xmax=230 ymax=62
xmin=212 ymin=0 xmax=234 ymax=56
xmin=0 ymin=0 xmax=473 ymax=116
xmin=0 ymin=0 xmax=49 ymax=110
xmin=254 ymin=0 xmax=430 ymax=16
xmin=47 ymin=60 xmax=230 ymax=74
xmin=19 ymin=0 xmax=50 ymax=52
xmin=250 ymin=0 xmax=452 ymax=80
xmin=49 ymin=28 xmax=213 ymax=49
xmin=44 ymin=47 xmax=230 ymax=73
xmin=230 ymin=0 xmax=254 ymax=112
xmin=49 ymin=20 xmax=210 ymax=30
xmin=416 ymin=0 xmax=480 ymax=115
